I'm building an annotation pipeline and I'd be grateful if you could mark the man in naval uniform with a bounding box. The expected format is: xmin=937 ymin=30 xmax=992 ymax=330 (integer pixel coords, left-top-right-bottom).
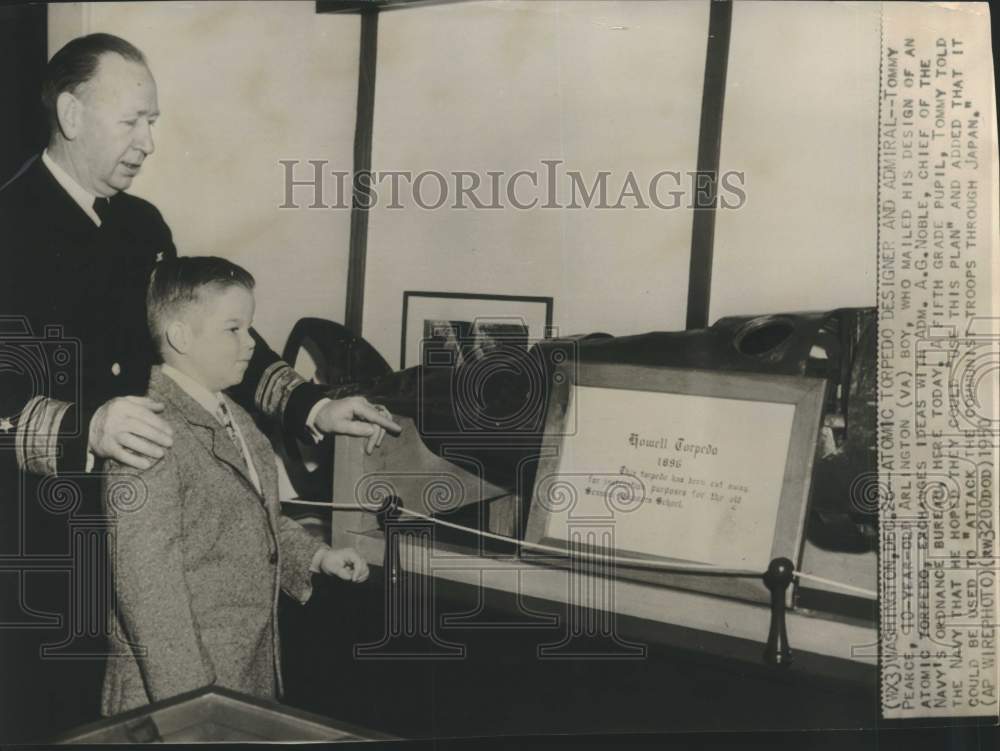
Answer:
xmin=0 ymin=33 xmax=398 ymax=742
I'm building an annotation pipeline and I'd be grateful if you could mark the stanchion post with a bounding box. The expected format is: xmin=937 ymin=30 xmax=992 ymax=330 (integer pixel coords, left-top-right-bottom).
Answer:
xmin=355 ymin=495 xmax=465 ymax=659
xmin=375 ymin=495 xmax=402 ymax=586
xmin=762 ymin=556 xmax=794 ymax=667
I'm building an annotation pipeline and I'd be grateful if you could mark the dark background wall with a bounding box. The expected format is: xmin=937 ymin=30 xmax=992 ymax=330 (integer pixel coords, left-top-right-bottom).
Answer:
xmin=0 ymin=2 xmax=46 ymax=186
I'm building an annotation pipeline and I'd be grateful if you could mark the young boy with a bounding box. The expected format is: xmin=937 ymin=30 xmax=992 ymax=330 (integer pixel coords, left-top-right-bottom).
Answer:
xmin=101 ymin=256 xmax=369 ymax=716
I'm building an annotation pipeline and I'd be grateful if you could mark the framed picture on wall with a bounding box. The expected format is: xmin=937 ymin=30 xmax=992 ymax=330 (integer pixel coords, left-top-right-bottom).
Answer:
xmin=400 ymin=291 xmax=554 ymax=369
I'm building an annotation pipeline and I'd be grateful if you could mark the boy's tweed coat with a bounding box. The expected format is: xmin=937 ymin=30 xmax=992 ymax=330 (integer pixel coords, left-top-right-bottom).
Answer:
xmin=100 ymin=366 xmax=323 ymax=716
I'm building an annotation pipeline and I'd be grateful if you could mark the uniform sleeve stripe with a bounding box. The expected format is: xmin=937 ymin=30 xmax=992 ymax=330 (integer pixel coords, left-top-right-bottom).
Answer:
xmin=254 ymin=362 xmax=306 ymax=423
xmin=15 ymin=395 xmax=72 ymax=476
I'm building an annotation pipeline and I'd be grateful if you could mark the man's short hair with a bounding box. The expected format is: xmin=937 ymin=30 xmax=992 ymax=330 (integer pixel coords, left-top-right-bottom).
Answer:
xmin=147 ymin=257 xmax=255 ymax=357
xmin=41 ymin=33 xmax=147 ymax=136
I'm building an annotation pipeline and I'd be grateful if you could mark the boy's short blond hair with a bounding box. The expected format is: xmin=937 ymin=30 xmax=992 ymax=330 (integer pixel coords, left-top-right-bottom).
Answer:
xmin=146 ymin=256 xmax=255 ymax=358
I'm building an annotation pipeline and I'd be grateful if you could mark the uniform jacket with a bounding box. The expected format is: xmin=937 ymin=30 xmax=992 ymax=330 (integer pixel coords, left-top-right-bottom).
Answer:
xmin=101 ymin=366 xmax=323 ymax=716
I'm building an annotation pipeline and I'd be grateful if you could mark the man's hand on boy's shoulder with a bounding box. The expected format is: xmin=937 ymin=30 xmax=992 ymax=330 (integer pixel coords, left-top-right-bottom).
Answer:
xmin=316 ymin=547 xmax=370 ymax=583
xmin=89 ymin=396 xmax=175 ymax=471
xmin=312 ymin=397 xmax=402 ymax=455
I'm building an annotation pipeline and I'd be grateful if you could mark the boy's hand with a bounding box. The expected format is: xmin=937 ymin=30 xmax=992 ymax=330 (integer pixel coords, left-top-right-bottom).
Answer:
xmin=318 ymin=547 xmax=370 ymax=583
xmin=313 ymin=397 xmax=401 ymax=454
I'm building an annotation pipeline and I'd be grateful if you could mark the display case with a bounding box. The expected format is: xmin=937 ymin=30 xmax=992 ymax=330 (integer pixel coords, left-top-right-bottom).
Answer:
xmin=53 ymin=686 xmax=394 ymax=744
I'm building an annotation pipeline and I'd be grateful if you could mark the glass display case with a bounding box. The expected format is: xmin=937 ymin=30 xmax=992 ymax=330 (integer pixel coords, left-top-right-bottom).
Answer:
xmin=53 ymin=687 xmax=393 ymax=744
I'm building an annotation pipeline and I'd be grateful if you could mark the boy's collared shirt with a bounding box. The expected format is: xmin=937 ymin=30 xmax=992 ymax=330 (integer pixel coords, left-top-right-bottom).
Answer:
xmin=161 ymin=363 xmax=263 ymax=493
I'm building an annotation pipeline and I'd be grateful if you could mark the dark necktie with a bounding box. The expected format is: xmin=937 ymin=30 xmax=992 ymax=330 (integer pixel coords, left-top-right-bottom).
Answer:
xmin=92 ymin=197 xmax=111 ymax=225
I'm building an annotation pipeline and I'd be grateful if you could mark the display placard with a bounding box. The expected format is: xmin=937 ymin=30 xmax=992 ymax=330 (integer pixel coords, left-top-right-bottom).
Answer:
xmin=524 ymin=363 xmax=827 ymax=604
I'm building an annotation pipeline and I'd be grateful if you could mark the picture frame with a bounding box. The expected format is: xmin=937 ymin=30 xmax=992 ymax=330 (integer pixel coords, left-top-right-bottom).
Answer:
xmin=400 ymin=291 xmax=554 ymax=369
xmin=523 ymin=361 xmax=828 ymax=605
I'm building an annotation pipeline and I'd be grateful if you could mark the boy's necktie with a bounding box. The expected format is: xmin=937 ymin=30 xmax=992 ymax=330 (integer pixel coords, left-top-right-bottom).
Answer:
xmin=216 ymin=399 xmax=248 ymax=468
xmin=216 ymin=398 xmax=262 ymax=495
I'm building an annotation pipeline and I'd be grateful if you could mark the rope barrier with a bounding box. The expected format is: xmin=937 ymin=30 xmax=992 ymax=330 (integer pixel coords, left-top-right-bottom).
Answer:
xmin=792 ymin=571 xmax=877 ymax=598
xmin=281 ymin=497 xmax=878 ymax=598
xmin=394 ymin=505 xmax=761 ymax=577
